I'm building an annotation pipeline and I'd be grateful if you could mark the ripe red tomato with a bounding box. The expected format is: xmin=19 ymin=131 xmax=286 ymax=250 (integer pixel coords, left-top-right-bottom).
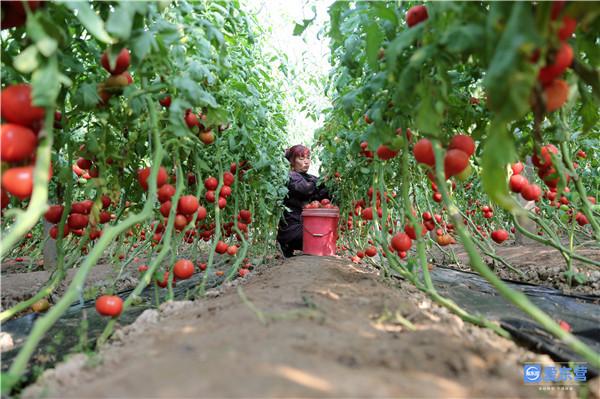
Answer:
xmin=196 ymin=205 xmax=207 ymax=220
xmin=543 ymin=79 xmax=569 ymax=113
xmin=2 ymin=166 xmax=34 ymax=199
xmin=99 ymin=211 xmax=111 ymax=224
xmin=76 ymin=157 xmax=92 ymax=170
xmin=227 ymin=245 xmax=238 ymax=256
xmin=406 ymin=5 xmax=428 ymax=27
xmin=205 ymin=190 xmax=216 ymax=203
xmin=138 ymin=265 xmax=149 ymax=273
xmin=509 ymin=175 xmax=529 ymax=193
xmin=159 ymin=95 xmax=171 ymax=108
xmin=575 ymin=212 xmax=589 ymax=226
xmin=177 ymin=195 xmax=199 ymax=215
xmin=67 ymin=213 xmax=89 ymax=229
xmin=424 ymin=220 xmax=436 ymax=231
xmin=413 ymin=138 xmax=435 ymax=166
xmin=204 ymin=176 xmax=218 ymax=190
xmin=89 ymin=228 xmax=102 ymax=240
xmin=219 ymin=185 xmax=232 ymax=198
xmin=215 ymin=240 xmax=228 ymax=254
xmin=239 ymin=209 xmax=251 ymax=221
xmin=184 ymin=111 xmax=199 ymax=128
xmin=237 ymin=222 xmax=248 ymax=232
xmin=156 ymin=271 xmax=171 ymax=288
xmin=511 ymin=162 xmax=524 ymax=175
xmin=538 ymin=43 xmax=573 ymax=86
xmin=157 ymin=184 xmax=175 ymax=203
xmin=173 ymin=259 xmax=194 ymax=280
xmin=137 ymin=166 xmax=168 ymax=191
xmin=173 ymin=214 xmax=188 ymax=231
xmin=100 ymin=48 xmax=130 ymax=75
xmin=71 ymin=200 xmax=93 ymax=214
xmin=44 ymin=205 xmax=64 ymax=224
xmin=432 ymin=192 xmax=442 ymax=203
xmin=521 ymin=184 xmax=542 ymax=201
xmin=223 ymin=172 xmax=235 ymax=186
xmin=448 ymin=134 xmax=475 ymax=157
xmin=0 ymin=84 xmax=45 ymax=127
xmin=239 ymin=268 xmax=250 ymax=277
xmin=218 ymin=197 xmax=227 ymax=209
xmin=160 ymin=201 xmax=172 ymax=218
xmin=391 ymin=232 xmax=412 ymax=252
xmin=532 ymin=144 xmax=559 ymax=169
xmin=404 ymin=224 xmax=425 ymax=239
xmin=491 ymin=229 xmax=509 ymax=244
xmin=361 ymin=207 xmax=373 ymax=220
xmin=95 ymin=295 xmax=123 ymax=317
xmin=365 ymin=246 xmax=377 ymax=257
xmin=376 ymin=145 xmax=398 ymax=161
xmin=1 ymin=124 xmax=37 ymax=162
xmin=199 ymin=131 xmax=214 ymax=145
xmin=49 ymin=224 xmax=69 ymax=239
xmin=198 ymin=262 xmax=207 ymax=271
xmin=444 ymin=149 xmax=470 ymax=178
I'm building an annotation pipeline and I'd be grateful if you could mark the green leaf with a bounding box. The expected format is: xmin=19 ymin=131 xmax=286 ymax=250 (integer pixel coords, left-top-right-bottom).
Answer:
xmin=481 ymin=120 xmax=524 ymax=214
xmin=372 ymin=2 xmax=398 ymax=25
xmin=293 ymin=16 xmax=315 ymax=36
xmin=328 ymin=1 xmax=346 ymax=48
xmin=206 ymin=107 xmax=228 ymax=126
xmin=483 ymin=3 xmax=540 ymax=121
xmin=63 ymin=1 xmax=114 ymax=44
xmin=341 ymin=89 xmax=360 ymax=116
xmin=441 ymin=24 xmax=485 ymax=54
xmin=196 ymin=158 xmax=210 ymax=172
xmin=74 ymin=83 xmax=100 ymax=109
xmin=106 ymin=4 xmax=135 ymax=40
xmin=31 ymin=58 xmax=61 ymax=107
xmin=385 ymin=26 xmax=423 ymax=71
xmin=415 ymin=83 xmax=442 ymax=136
xmin=578 ymin=84 xmax=599 ymax=133
xmin=365 ymin=21 xmax=384 ymax=69
xmin=131 ymin=31 xmax=155 ymax=61
xmin=197 ymin=90 xmax=218 ymax=108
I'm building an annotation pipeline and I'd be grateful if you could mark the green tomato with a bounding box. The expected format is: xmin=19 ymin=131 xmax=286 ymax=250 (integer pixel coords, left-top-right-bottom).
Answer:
xmin=456 ymin=164 xmax=473 ymax=181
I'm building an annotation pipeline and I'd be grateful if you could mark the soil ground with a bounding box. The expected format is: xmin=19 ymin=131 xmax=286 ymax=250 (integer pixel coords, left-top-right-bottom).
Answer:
xmin=20 ymin=255 xmax=595 ymax=398
xmin=0 ymin=261 xmax=140 ymax=312
xmin=431 ymin=241 xmax=600 ymax=296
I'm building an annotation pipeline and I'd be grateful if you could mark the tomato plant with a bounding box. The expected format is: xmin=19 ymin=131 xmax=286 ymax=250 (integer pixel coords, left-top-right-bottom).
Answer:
xmin=315 ymin=0 xmax=599 ymax=370
xmin=0 ymin=1 xmax=295 ymax=392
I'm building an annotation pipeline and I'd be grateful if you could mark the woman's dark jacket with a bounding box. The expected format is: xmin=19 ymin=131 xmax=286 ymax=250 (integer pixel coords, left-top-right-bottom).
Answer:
xmin=277 ymin=171 xmax=330 ymax=246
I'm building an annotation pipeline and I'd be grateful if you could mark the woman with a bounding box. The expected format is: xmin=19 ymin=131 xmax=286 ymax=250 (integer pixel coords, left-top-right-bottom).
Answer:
xmin=277 ymin=145 xmax=330 ymax=258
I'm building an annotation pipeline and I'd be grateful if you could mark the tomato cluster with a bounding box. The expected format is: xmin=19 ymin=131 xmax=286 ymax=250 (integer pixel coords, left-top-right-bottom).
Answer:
xmin=304 ymin=199 xmax=338 ymax=210
xmin=1 ymin=84 xmax=47 ymax=201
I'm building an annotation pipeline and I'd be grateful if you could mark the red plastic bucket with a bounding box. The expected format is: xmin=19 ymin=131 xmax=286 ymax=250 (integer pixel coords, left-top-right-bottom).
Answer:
xmin=302 ymin=208 xmax=339 ymax=256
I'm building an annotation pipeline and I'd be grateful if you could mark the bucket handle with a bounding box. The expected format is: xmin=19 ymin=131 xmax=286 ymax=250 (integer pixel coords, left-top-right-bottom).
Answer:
xmin=304 ymin=226 xmax=333 ymax=238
